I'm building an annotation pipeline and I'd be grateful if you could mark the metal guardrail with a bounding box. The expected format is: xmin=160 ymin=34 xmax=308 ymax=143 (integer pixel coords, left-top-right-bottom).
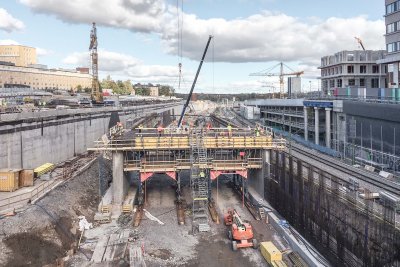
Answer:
xmin=0 ymin=178 xmax=61 ymax=212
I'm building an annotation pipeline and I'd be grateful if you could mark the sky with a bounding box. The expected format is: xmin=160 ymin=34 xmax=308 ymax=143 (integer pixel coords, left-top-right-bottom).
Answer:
xmin=0 ymin=0 xmax=386 ymax=94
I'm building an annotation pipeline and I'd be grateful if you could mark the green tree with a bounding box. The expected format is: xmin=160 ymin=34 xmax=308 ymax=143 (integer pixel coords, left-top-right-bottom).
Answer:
xmin=159 ymin=85 xmax=175 ymax=96
xmin=76 ymin=84 xmax=83 ymax=93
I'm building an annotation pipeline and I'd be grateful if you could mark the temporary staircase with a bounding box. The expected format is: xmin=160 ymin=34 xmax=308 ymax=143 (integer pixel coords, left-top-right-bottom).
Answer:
xmin=190 ymin=128 xmax=210 ymax=232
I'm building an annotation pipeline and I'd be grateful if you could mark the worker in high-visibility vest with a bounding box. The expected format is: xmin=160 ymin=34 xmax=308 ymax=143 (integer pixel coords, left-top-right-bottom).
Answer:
xmin=227 ymin=124 xmax=232 ymax=137
xmin=199 ymin=170 xmax=205 ymax=178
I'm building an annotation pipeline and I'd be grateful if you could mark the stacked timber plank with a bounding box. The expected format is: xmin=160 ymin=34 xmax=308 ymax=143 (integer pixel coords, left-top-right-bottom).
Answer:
xmin=91 ymin=230 xmax=131 ymax=263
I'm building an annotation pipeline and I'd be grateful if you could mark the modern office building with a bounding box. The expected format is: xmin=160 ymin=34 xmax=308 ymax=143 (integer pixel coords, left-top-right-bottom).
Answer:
xmin=0 ymin=45 xmax=37 ymax=67
xmin=376 ymin=0 xmax=400 ymax=88
xmin=320 ymin=50 xmax=387 ymax=94
xmin=243 ymin=98 xmax=400 ymax=171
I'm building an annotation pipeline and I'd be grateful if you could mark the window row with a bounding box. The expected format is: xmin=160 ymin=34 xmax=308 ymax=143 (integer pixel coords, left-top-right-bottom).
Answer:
xmin=387 ymin=21 xmax=400 ymax=34
xmin=322 ymin=65 xmax=380 ymax=76
xmin=386 ymin=1 xmax=399 ymax=15
xmin=387 ymin=42 xmax=400 ymax=53
xmin=326 ymin=78 xmax=380 ymax=88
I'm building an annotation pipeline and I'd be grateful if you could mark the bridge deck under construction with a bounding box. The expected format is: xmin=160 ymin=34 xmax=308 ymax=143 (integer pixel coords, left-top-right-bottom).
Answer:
xmin=90 ymin=128 xmax=285 ymax=151
xmin=89 ymin=127 xmax=285 ymax=174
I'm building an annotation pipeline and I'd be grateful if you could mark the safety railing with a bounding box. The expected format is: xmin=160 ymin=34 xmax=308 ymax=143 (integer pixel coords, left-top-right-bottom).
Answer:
xmin=0 ymin=178 xmax=61 ymax=212
xmin=90 ymin=127 xmax=286 ymax=151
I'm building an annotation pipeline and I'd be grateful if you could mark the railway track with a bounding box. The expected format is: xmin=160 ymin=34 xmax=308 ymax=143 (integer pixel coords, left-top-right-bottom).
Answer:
xmin=289 ymin=143 xmax=400 ymax=197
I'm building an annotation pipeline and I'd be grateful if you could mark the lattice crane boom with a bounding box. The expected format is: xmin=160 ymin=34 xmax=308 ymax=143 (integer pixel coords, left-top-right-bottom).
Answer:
xmin=89 ymin=22 xmax=103 ymax=103
xmin=249 ymin=62 xmax=304 ymax=98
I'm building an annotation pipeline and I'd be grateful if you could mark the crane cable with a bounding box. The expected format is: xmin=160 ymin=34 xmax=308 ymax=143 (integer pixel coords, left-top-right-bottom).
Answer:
xmin=177 ymin=0 xmax=183 ymax=92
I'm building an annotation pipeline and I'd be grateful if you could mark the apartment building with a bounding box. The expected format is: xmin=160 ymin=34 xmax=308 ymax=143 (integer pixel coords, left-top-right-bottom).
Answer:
xmin=376 ymin=0 xmax=400 ymax=88
xmin=320 ymin=50 xmax=387 ymax=94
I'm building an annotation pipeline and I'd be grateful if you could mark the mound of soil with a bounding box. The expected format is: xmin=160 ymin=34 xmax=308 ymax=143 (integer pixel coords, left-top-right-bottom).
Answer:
xmin=3 ymin=232 xmax=64 ymax=267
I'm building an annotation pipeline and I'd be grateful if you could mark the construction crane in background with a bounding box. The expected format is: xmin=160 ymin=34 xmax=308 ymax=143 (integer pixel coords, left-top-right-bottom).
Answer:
xmin=355 ymin=37 xmax=366 ymax=51
xmin=89 ymin=22 xmax=103 ymax=104
xmin=249 ymin=62 xmax=304 ymax=99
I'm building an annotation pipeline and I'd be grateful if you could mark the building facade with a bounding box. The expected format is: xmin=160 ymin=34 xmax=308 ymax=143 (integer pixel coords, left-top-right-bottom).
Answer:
xmin=244 ymin=98 xmax=400 ymax=172
xmin=0 ymin=45 xmax=37 ymax=67
xmin=320 ymin=50 xmax=387 ymax=94
xmin=149 ymin=86 xmax=159 ymax=96
xmin=0 ymin=63 xmax=92 ymax=91
xmin=376 ymin=0 xmax=400 ymax=88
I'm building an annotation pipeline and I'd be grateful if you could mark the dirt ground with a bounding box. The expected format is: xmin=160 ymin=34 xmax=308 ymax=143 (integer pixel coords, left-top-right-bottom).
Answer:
xmin=136 ymin=174 xmax=273 ymax=267
xmin=0 ymin=158 xmax=107 ymax=267
xmin=0 ymin=162 xmax=286 ymax=267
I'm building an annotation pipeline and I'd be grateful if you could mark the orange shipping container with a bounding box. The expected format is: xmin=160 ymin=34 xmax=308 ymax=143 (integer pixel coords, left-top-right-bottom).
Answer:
xmin=20 ymin=169 xmax=34 ymax=187
xmin=0 ymin=169 xmax=20 ymax=192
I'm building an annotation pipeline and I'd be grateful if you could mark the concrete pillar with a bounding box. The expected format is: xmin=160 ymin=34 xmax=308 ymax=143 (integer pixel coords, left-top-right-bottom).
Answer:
xmin=394 ymin=63 xmax=399 ymax=87
xmin=113 ymin=151 xmax=128 ymax=204
xmin=303 ymin=107 xmax=308 ymax=141
xmin=314 ymin=107 xmax=319 ymax=145
xmin=325 ymin=108 xmax=332 ymax=148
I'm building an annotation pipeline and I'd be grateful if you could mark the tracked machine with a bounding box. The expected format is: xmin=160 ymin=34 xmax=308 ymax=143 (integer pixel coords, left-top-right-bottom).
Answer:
xmin=224 ymin=208 xmax=258 ymax=251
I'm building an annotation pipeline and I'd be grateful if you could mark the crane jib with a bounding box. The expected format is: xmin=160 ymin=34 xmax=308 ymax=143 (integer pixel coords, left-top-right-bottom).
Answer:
xmin=178 ymin=35 xmax=213 ymax=128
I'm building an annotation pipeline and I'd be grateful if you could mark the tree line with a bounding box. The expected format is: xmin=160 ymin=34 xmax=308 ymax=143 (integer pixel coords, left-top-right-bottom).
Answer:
xmin=98 ymin=75 xmax=175 ymax=96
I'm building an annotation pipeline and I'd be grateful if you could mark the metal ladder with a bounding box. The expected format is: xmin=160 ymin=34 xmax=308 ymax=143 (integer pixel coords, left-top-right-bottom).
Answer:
xmin=190 ymin=128 xmax=210 ymax=232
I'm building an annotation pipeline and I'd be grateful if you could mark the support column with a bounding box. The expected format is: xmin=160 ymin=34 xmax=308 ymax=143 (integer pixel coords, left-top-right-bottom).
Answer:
xmin=304 ymin=107 xmax=308 ymax=141
xmin=314 ymin=107 xmax=319 ymax=145
xmin=394 ymin=62 xmax=399 ymax=87
xmin=325 ymin=108 xmax=332 ymax=148
xmin=112 ymin=151 xmax=127 ymax=204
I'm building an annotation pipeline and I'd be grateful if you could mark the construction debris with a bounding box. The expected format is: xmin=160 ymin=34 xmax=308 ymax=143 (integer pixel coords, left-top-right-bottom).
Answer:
xmin=143 ymin=209 xmax=164 ymax=225
xmin=78 ymin=216 xmax=93 ymax=231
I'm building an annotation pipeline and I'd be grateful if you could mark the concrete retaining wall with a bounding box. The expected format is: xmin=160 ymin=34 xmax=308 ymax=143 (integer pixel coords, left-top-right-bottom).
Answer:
xmin=0 ymin=102 xmax=183 ymax=169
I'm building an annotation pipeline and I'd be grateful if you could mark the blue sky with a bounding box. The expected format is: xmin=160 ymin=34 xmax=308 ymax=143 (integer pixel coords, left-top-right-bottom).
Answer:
xmin=0 ymin=0 xmax=386 ymax=94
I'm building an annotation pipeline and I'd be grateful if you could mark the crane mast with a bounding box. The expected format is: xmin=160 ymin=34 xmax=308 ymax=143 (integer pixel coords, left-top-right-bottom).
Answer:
xmin=89 ymin=22 xmax=103 ymax=103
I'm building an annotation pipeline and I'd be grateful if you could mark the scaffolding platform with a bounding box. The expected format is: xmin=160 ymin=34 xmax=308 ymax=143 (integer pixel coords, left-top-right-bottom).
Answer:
xmin=89 ymin=128 xmax=286 ymax=151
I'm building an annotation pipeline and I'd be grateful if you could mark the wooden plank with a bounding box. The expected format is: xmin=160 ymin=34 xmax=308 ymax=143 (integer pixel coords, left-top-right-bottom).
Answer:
xmin=103 ymin=233 xmax=119 ymax=261
xmin=113 ymin=230 xmax=130 ymax=260
xmin=91 ymin=235 xmax=110 ymax=263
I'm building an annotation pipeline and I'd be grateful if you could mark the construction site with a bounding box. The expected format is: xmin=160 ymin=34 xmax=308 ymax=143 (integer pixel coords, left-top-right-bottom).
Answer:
xmin=0 ymin=4 xmax=400 ymax=267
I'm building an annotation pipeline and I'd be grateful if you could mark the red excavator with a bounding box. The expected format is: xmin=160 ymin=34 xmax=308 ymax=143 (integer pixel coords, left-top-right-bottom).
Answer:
xmin=224 ymin=208 xmax=258 ymax=251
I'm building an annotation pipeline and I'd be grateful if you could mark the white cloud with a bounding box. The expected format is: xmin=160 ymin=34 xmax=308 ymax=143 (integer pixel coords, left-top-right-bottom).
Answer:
xmin=0 ymin=39 xmax=20 ymax=45
xmin=162 ymin=12 xmax=385 ymax=65
xmin=20 ymin=0 xmax=385 ymax=63
xmin=0 ymin=8 xmax=24 ymax=32
xmin=19 ymin=0 xmax=165 ymax=33
xmin=36 ymin=47 xmax=54 ymax=57
xmin=63 ymin=49 xmax=178 ymax=80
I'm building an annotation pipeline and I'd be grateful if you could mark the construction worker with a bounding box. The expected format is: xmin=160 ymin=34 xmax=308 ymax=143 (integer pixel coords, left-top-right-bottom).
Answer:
xmin=199 ymin=170 xmax=205 ymax=178
xmin=157 ymin=124 xmax=164 ymax=137
xmin=206 ymin=122 xmax=212 ymax=132
xmin=138 ymin=124 xmax=143 ymax=133
xmin=227 ymin=124 xmax=232 ymax=137
xmin=255 ymin=127 xmax=260 ymax=137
